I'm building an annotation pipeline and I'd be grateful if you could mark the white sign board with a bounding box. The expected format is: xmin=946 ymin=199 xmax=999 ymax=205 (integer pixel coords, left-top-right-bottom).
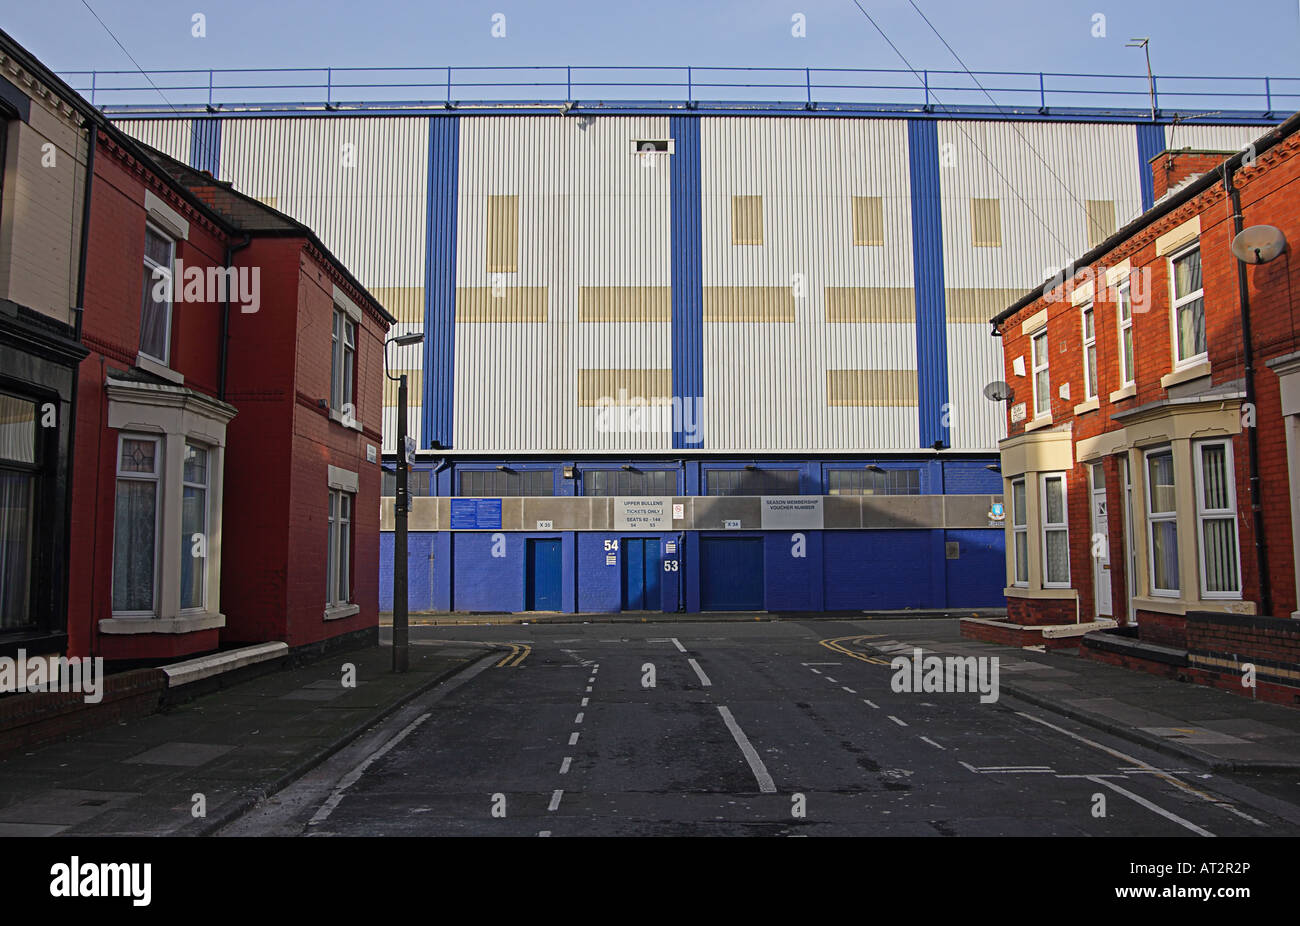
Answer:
xmin=1010 ymin=402 xmax=1027 ymax=424
xmin=536 ymin=520 xmax=554 ymax=530
xmin=723 ymin=519 xmax=741 ymax=530
xmin=614 ymin=497 xmax=673 ymax=531
xmin=672 ymin=503 xmax=684 ymax=520
xmin=366 ymin=444 xmax=377 ymax=464
xmin=760 ymin=496 xmax=824 ymax=530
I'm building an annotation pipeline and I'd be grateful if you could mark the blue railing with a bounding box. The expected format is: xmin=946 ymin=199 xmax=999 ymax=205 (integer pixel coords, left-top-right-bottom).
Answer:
xmin=57 ymin=65 xmax=1300 ymax=120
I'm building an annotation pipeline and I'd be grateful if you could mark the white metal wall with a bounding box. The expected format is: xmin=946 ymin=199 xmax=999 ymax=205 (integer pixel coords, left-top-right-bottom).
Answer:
xmin=217 ymin=117 xmax=429 ymax=452
xmin=117 ymin=118 xmax=193 ymax=165
xmin=937 ymin=120 xmax=1145 ymax=451
xmin=454 ymin=115 xmax=673 ymax=453
xmin=700 ymin=117 xmax=917 ymax=452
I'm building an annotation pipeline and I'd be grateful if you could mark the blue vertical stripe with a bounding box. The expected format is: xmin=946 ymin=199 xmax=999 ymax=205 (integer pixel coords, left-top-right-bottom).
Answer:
xmin=189 ymin=119 xmax=221 ymax=176
xmin=670 ymin=116 xmax=703 ymax=449
xmin=907 ymin=120 xmax=949 ymax=450
xmin=1135 ymin=123 xmax=1166 ymax=212
xmin=422 ymin=116 xmax=459 ymax=449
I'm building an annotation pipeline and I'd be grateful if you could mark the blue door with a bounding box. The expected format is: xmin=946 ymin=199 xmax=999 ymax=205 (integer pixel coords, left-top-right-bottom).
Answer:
xmin=622 ymin=538 xmax=662 ymax=610
xmin=526 ymin=538 xmax=563 ymax=611
xmin=700 ymin=537 xmax=764 ymax=610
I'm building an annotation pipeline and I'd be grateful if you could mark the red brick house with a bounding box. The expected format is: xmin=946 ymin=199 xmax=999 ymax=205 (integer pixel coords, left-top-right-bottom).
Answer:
xmin=65 ymin=122 xmax=391 ymax=662
xmin=976 ymin=111 xmax=1300 ymax=703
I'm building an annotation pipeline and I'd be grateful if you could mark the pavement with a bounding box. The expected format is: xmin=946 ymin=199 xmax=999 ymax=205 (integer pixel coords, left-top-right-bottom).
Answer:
xmin=0 ymin=641 xmax=496 ymax=836
xmin=379 ymin=608 xmax=1006 ymax=626
xmin=0 ymin=615 xmax=1296 ymax=836
xmin=854 ymin=619 xmax=1300 ymax=774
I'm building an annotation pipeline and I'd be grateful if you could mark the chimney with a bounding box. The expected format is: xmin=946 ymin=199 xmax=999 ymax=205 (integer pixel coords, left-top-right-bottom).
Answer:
xmin=1149 ymin=149 xmax=1235 ymax=201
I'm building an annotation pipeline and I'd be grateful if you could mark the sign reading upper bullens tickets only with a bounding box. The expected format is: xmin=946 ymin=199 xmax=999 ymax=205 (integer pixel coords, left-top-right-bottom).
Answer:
xmin=614 ymin=497 xmax=673 ymax=531
xmin=449 ymin=498 xmax=503 ymax=530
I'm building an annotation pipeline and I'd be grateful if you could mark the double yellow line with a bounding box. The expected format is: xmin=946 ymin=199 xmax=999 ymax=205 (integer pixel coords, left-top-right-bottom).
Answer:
xmin=494 ymin=643 xmax=531 ymax=668
xmin=818 ymin=634 xmax=891 ymax=666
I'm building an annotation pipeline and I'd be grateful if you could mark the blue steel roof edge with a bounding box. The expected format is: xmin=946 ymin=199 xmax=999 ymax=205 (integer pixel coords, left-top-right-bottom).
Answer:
xmin=97 ymin=98 xmax=1288 ymax=125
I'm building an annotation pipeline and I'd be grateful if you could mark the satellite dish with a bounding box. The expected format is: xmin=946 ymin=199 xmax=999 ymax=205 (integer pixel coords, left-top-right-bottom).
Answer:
xmin=983 ymin=380 xmax=1012 ymax=402
xmin=1231 ymin=225 xmax=1287 ymax=264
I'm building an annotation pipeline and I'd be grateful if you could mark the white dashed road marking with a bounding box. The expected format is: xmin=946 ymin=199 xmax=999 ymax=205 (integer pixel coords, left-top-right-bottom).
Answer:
xmin=687 ymin=658 xmax=712 ymax=687
xmin=716 ymin=706 xmax=777 ymax=794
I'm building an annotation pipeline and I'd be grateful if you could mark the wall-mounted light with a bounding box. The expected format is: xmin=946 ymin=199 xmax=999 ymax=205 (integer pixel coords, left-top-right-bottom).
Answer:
xmin=621 ymin=464 xmax=637 ymax=472
xmin=562 ymin=465 xmax=575 ymax=479
xmin=496 ymin=465 xmax=513 ymax=473
xmin=865 ymin=464 xmax=885 ymax=473
xmin=985 ymin=464 xmax=1001 ymax=473
xmin=744 ymin=464 xmax=757 ymax=471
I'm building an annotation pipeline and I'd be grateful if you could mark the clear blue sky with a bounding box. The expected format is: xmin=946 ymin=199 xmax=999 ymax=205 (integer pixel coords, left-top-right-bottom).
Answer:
xmin=5 ymin=0 xmax=1298 ymax=88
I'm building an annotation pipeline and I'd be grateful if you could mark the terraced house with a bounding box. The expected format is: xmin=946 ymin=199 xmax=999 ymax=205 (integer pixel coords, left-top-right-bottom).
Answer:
xmin=982 ymin=112 xmax=1300 ymax=703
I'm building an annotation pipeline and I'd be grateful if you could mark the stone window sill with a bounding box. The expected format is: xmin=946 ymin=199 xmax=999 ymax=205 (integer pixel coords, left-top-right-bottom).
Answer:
xmin=1024 ymin=414 xmax=1054 ymax=432
xmin=99 ymin=612 xmax=225 ymax=635
xmin=1003 ymin=586 xmax=1078 ymax=600
xmin=1160 ymin=360 xmax=1211 ymax=390
xmin=1109 ymin=383 xmax=1136 ymax=402
xmin=324 ymin=603 xmax=361 ymax=622
xmin=1072 ymin=398 xmax=1099 ymax=416
xmin=135 ymin=352 xmax=184 ymax=385
xmin=328 ymin=407 xmax=364 ymax=433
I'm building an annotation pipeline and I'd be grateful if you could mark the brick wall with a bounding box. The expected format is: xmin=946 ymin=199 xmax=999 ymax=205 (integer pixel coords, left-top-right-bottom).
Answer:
xmin=1149 ymin=150 xmax=1232 ymax=201
xmin=0 ymin=668 xmax=165 ymax=757
xmin=1006 ymin=596 xmax=1075 ymax=626
xmin=996 ymin=129 xmax=1300 ymax=631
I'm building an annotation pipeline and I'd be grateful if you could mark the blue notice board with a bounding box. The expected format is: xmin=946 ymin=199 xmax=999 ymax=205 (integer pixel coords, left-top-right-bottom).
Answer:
xmin=450 ymin=498 xmax=503 ymax=530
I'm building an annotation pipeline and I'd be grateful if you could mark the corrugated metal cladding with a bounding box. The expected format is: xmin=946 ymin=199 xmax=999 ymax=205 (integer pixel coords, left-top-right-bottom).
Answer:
xmin=453 ymin=115 xmax=674 ymax=454
xmin=216 ymin=117 xmax=430 ymax=452
xmin=117 ymin=119 xmax=194 ymax=165
xmin=936 ymin=120 xmax=1146 ymax=452
xmin=700 ymin=118 xmax=918 ymax=452
xmin=112 ymin=111 xmax=1258 ymax=458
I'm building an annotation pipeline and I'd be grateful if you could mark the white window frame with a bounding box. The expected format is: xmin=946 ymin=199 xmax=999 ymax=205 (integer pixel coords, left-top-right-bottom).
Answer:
xmin=327 ymin=487 xmax=354 ymax=607
xmin=1116 ymin=282 xmax=1135 ymax=387
xmin=180 ymin=441 xmax=211 ymax=613
xmin=1040 ymin=472 xmax=1070 ymax=588
xmin=1081 ymin=302 xmax=1097 ymax=400
xmin=1144 ymin=446 xmax=1180 ymax=597
xmin=1011 ymin=477 xmax=1028 ymax=587
xmin=112 ymin=434 xmax=163 ymax=616
xmin=1031 ymin=329 xmax=1050 ymax=418
xmin=330 ymin=306 xmax=357 ymax=415
xmin=1169 ymin=243 xmax=1207 ymax=369
xmin=1193 ymin=438 xmax=1243 ymax=599
xmin=140 ymin=223 xmax=176 ymax=366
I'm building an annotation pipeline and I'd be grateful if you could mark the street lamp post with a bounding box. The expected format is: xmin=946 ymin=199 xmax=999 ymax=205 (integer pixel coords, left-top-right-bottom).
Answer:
xmin=385 ymin=331 xmax=424 ymax=673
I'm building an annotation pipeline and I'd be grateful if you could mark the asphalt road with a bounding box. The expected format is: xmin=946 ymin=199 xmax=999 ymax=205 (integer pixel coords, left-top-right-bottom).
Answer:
xmin=223 ymin=619 xmax=1300 ymax=837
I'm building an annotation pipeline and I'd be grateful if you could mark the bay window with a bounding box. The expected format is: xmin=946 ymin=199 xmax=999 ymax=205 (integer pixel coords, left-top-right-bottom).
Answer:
xmin=0 ymin=394 xmax=38 ymax=629
xmin=112 ymin=435 xmax=161 ymax=613
xmin=180 ymin=442 xmax=210 ymax=611
xmin=1144 ymin=447 xmax=1179 ymax=595
xmin=1011 ymin=477 xmax=1028 ymax=586
xmin=1194 ymin=440 xmax=1241 ymax=597
xmin=1040 ymin=473 xmax=1070 ymax=586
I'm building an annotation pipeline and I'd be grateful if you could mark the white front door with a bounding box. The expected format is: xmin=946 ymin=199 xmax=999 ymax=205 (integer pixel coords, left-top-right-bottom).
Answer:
xmin=1091 ymin=465 xmax=1113 ymax=618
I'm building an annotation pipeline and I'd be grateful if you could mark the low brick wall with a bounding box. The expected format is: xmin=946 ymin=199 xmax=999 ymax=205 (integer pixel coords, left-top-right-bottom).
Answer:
xmin=0 ymin=668 xmax=167 ymax=758
xmin=1186 ymin=611 xmax=1300 ymax=693
xmin=1136 ymin=610 xmax=1187 ymax=648
xmin=1006 ymin=596 xmax=1076 ymax=626
xmin=961 ymin=619 xmax=1082 ymax=651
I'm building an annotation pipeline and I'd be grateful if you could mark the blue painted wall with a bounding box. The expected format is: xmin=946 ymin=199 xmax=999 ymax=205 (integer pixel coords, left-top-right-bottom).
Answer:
xmin=1135 ymin=123 xmax=1166 ymax=212
xmin=422 ymin=116 xmax=459 ymax=449
xmin=386 ymin=526 xmax=1005 ymax=613
xmin=669 ymin=116 xmax=704 ymax=449
xmin=379 ymin=530 xmax=437 ymax=612
xmin=764 ymin=530 xmax=824 ymax=611
xmin=907 ymin=119 xmax=950 ymax=451
xmin=189 ymin=118 xmax=221 ymax=175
